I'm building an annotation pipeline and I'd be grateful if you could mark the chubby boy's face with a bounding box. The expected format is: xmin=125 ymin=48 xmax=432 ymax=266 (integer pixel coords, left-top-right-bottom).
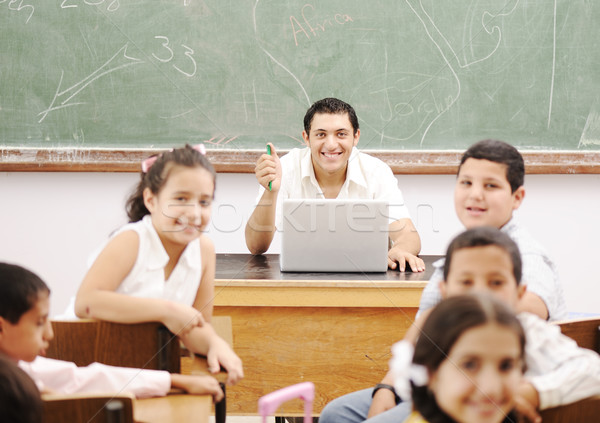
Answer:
xmin=0 ymin=292 xmax=53 ymax=362
xmin=441 ymin=245 xmax=525 ymax=309
xmin=454 ymin=158 xmax=524 ymax=229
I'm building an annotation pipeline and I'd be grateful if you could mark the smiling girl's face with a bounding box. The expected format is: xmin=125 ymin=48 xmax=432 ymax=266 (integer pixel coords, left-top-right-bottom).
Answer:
xmin=144 ymin=165 xmax=214 ymax=249
xmin=429 ymin=322 xmax=523 ymax=423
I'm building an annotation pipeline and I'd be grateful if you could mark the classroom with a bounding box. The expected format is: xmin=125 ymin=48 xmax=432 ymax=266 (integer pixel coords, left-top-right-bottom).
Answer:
xmin=1 ymin=1 xmax=599 ymax=422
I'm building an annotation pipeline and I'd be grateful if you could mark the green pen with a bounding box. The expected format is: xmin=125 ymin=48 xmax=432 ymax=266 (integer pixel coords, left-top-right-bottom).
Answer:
xmin=267 ymin=144 xmax=272 ymax=191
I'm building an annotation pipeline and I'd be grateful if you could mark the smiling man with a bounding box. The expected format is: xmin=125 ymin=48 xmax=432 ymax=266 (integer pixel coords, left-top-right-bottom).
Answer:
xmin=244 ymin=97 xmax=423 ymax=271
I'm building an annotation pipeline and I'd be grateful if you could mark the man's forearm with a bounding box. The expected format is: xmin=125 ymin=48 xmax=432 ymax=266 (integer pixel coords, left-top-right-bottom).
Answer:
xmin=245 ymin=191 xmax=278 ymax=254
xmin=389 ymin=218 xmax=421 ymax=255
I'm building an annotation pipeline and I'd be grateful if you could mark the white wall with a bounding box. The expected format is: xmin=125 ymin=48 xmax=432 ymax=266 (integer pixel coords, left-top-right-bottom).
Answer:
xmin=1 ymin=171 xmax=598 ymax=316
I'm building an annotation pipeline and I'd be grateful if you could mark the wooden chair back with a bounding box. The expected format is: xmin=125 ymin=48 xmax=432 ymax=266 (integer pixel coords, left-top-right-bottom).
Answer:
xmin=46 ymin=320 xmax=180 ymax=371
xmin=43 ymin=393 xmax=135 ymax=423
xmin=539 ymin=395 xmax=600 ymax=423
xmin=538 ymin=317 xmax=600 ymax=422
xmin=555 ymin=317 xmax=600 ymax=353
xmin=47 ymin=316 xmax=233 ymax=422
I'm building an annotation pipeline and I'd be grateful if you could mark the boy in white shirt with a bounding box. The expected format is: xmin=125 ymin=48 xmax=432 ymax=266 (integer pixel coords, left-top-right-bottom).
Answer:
xmin=390 ymin=227 xmax=600 ymax=422
xmin=320 ymin=139 xmax=569 ymax=423
xmin=320 ymin=226 xmax=596 ymax=423
xmin=0 ymin=262 xmax=223 ymax=401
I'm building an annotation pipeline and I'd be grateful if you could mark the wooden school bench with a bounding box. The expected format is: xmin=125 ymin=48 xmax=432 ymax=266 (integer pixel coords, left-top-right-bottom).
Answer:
xmin=45 ymin=317 xmax=232 ymax=422
xmin=43 ymin=391 xmax=213 ymax=423
xmin=213 ymin=253 xmax=438 ymax=415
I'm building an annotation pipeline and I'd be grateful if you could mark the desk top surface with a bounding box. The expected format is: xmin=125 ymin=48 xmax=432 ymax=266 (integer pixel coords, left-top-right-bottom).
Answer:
xmin=135 ymin=394 xmax=211 ymax=423
xmin=215 ymin=254 xmax=440 ymax=283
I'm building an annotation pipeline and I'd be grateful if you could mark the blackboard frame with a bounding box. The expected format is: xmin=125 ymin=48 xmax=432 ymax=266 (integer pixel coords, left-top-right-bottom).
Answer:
xmin=1 ymin=148 xmax=598 ymax=174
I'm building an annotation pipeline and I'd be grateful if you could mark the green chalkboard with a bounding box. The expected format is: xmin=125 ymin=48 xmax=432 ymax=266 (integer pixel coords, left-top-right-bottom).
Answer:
xmin=1 ymin=0 xmax=599 ymax=151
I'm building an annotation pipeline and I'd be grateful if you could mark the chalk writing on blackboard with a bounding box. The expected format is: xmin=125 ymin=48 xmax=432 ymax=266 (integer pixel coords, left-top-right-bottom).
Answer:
xmin=2 ymin=0 xmax=34 ymax=24
xmin=289 ymin=4 xmax=354 ymax=46
xmin=60 ymin=0 xmax=119 ymax=13
xmin=1 ymin=0 xmax=598 ymax=151
xmin=151 ymin=36 xmax=197 ymax=78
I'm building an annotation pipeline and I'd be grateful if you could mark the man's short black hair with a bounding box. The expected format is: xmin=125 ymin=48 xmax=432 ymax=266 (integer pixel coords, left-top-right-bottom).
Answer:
xmin=303 ymin=98 xmax=359 ymax=135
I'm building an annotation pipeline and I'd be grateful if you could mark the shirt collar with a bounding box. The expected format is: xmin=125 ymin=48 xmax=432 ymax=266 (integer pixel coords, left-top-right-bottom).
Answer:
xmin=300 ymin=147 xmax=367 ymax=190
xmin=346 ymin=147 xmax=368 ymax=189
xmin=141 ymin=215 xmax=201 ymax=272
xmin=142 ymin=215 xmax=170 ymax=271
xmin=501 ymin=216 xmax=517 ymax=234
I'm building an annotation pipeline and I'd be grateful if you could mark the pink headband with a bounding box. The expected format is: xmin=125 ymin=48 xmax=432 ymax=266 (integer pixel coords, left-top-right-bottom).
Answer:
xmin=141 ymin=144 xmax=207 ymax=173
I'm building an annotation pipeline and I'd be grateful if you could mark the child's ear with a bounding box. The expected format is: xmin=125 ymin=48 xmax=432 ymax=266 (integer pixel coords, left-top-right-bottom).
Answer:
xmin=511 ymin=186 xmax=526 ymax=210
xmin=517 ymin=284 xmax=527 ymax=300
xmin=142 ymin=187 xmax=156 ymax=214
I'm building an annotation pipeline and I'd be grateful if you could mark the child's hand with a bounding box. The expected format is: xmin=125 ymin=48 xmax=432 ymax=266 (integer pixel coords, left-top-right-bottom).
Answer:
xmin=207 ymin=337 xmax=244 ymax=385
xmin=170 ymin=374 xmax=224 ymax=402
xmin=515 ymin=382 xmax=541 ymax=423
xmin=163 ymin=302 xmax=205 ymax=336
xmin=255 ymin=143 xmax=282 ymax=192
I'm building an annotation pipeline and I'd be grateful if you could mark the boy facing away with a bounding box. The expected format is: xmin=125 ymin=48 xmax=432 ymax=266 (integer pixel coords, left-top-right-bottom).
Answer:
xmin=0 ymin=262 xmax=224 ymax=401
xmin=245 ymin=97 xmax=423 ymax=272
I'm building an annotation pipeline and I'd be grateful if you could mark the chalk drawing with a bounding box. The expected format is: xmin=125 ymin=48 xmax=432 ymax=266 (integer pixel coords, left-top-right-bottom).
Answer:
xmin=578 ymin=108 xmax=600 ymax=147
xmin=254 ymin=0 xmax=310 ymax=107
xmin=38 ymin=44 xmax=143 ymax=123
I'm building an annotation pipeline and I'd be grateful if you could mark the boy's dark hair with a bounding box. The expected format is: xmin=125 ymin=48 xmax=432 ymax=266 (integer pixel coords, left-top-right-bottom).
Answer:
xmin=126 ymin=144 xmax=217 ymax=222
xmin=412 ymin=294 xmax=525 ymax=423
xmin=303 ymin=98 xmax=359 ymax=135
xmin=443 ymin=226 xmax=522 ymax=284
xmin=0 ymin=354 xmax=43 ymax=423
xmin=0 ymin=263 xmax=50 ymax=324
xmin=459 ymin=139 xmax=524 ymax=193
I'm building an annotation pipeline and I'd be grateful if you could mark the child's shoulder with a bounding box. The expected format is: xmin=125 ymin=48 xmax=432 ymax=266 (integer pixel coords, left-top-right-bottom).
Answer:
xmin=503 ymin=218 xmax=548 ymax=256
xmin=518 ymin=312 xmax=567 ymax=345
xmin=199 ymin=234 xmax=215 ymax=253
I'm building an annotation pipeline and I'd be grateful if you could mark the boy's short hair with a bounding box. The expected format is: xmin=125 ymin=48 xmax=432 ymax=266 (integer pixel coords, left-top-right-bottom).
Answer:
xmin=0 ymin=263 xmax=50 ymax=324
xmin=303 ymin=98 xmax=359 ymax=135
xmin=443 ymin=226 xmax=522 ymax=284
xmin=459 ymin=139 xmax=524 ymax=193
xmin=0 ymin=354 xmax=42 ymax=423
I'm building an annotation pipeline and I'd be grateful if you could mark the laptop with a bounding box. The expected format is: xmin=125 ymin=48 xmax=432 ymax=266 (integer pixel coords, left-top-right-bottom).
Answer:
xmin=280 ymin=199 xmax=389 ymax=272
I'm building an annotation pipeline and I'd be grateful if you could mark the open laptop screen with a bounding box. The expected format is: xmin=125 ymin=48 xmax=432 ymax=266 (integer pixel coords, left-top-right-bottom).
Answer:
xmin=280 ymin=199 xmax=389 ymax=272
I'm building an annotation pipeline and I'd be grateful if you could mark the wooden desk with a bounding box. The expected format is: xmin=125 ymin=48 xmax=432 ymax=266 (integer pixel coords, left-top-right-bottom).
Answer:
xmin=43 ymin=392 xmax=211 ymax=423
xmin=213 ymin=254 xmax=439 ymax=415
xmin=135 ymin=394 xmax=211 ymax=423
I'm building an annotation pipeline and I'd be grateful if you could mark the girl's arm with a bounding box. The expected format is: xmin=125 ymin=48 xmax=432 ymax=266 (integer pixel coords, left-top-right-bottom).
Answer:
xmin=179 ymin=324 xmax=244 ymax=385
xmin=179 ymin=235 xmax=244 ymax=385
xmin=192 ymin=235 xmax=217 ymax=321
xmin=74 ymin=231 xmax=203 ymax=336
xmin=170 ymin=373 xmax=224 ymax=402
